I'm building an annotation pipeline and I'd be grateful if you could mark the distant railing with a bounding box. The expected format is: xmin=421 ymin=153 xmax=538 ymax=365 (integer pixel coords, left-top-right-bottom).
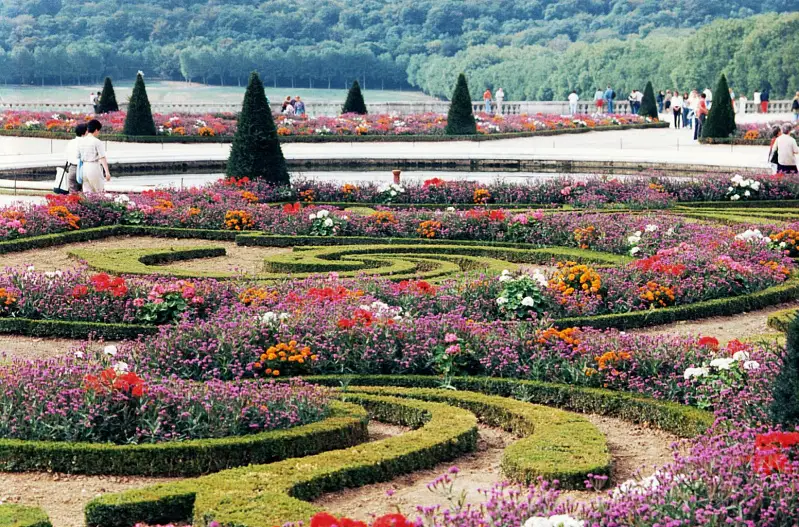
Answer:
xmin=0 ymin=100 xmax=794 ymax=117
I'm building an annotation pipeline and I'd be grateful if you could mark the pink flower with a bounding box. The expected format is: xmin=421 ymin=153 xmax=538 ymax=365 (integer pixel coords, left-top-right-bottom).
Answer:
xmin=444 ymin=333 xmax=458 ymax=343
xmin=445 ymin=344 xmax=461 ymax=355
xmin=561 ymin=186 xmax=572 ymax=196
xmin=512 ymin=214 xmax=528 ymax=225
xmin=132 ymin=298 xmax=145 ymax=307
xmin=532 ymin=209 xmax=544 ymax=220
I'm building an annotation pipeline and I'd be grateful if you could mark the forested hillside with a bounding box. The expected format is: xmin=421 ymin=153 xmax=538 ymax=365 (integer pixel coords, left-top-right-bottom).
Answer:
xmin=1 ymin=0 xmax=796 ymax=98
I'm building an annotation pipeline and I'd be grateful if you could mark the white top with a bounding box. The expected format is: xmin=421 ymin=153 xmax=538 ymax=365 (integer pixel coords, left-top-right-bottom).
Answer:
xmin=594 ymin=90 xmax=604 ymax=101
xmin=672 ymin=96 xmax=683 ymax=108
xmin=774 ymin=134 xmax=799 ymax=166
xmin=496 ymin=89 xmax=504 ymax=100
xmin=703 ymin=89 xmax=712 ymax=101
xmin=65 ymin=137 xmax=81 ymax=165
xmin=568 ymin=92 xmax=579 ymax=103
xmin=77 ymin=135 xmax=106 ymax=163
xmin=636 ymin=91 xmax=644 ymax=102
xmin=753 ymin=92 xmax=761 ymax=103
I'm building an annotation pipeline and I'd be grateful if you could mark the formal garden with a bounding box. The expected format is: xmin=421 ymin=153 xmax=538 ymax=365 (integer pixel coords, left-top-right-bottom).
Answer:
xmin=1 ymin=71 xmax=798 ymax=527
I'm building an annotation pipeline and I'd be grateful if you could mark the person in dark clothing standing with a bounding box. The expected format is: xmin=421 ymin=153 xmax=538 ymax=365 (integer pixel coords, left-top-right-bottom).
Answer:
xmin=760 ymin=86 xmax=770 ymax=113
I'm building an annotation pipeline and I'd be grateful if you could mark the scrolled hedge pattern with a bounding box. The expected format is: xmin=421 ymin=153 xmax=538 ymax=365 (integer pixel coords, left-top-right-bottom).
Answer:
xmin=0 ymin=401 xmax=368 ymax=477
xmin=0 ymin=505 xmax=52 ymax=527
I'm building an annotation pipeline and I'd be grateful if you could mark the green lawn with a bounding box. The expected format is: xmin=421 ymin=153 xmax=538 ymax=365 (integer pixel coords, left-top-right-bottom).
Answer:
xmin=0 ymin=82 xmax=436 ymax=105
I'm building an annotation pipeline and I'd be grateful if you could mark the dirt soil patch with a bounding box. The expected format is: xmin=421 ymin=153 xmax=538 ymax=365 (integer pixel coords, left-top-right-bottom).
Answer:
xmin=0 ymin=336 xmax=94 ymax=361
xmin=0 ymin=236 xmax=290 ymax=276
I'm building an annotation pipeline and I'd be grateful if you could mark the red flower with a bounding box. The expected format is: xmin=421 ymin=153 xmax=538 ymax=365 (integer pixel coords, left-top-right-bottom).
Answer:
xmin=726 ymin=339 xmax=747 ymax=354
xmin=697 ymin=336 xmax=720 ymax=350
xmin=310 ymin=513 xmax=342 ymax=527
xmin=337 ymin=318 xmax=356 ymax=330
xmin=71 ymin=285 xmax=89 ymax=299
xmin=423 ymin=177 xmax=446 ymax=188
xmin=283 ymin=202 xmax=302 ymax=214
xmin=373 ymin=514 xmax=412 ymax=527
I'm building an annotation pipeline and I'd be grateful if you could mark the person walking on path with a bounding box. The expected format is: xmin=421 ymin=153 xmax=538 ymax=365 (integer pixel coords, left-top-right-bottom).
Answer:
xmin=495 ymin=88 xmax=504 ymax=115
xmin=656 ymin=90 xmax=664 ymax=113
xmin=792 ymin=92 xmax=799 ymax=122
xmin=681 ymin=92 xmax=691 ymax=127
xmin=483 ymin=88 xmax=493 ymax=114
xmin=768 ymin=125 xmax=782 ymax=173
xmin=774 ymin=123 xmax=799 ymax=173
xmin=693 ymin=93 xmax=708 ymax=140
xmin=663 ymin=90 xmax=672 ymax=116
xmin=77 ymin=119 xmax=111 ymax=193
xmin=671 ymin=92 xmax=683 ymax=128
xmin=568 ymin=90 xmax=579 ymax=115
xmin=604 ymin=85 xmax=615 ymax=114
xmin=66 ymin=123 xmax=87 ymax=194
xmin=760 ymin=86 xmax=770 ymax=113
xmin=594 ymin=88 xmax=605 ymax=113
xmin=628 ymin=89 xmax=639 ymax=114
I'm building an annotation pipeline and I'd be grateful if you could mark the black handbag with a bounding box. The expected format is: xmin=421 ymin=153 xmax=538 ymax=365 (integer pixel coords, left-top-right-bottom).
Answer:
xmin=53 ymin=162 xmax=70 ymax=195
xmin=770 ymin=147 xmax=779 ymax=165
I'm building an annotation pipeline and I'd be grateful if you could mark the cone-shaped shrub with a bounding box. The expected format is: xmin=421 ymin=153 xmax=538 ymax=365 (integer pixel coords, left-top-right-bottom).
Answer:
xmin=446 ymin=73 xmax=476 ymax=136
xmin=123 ymin=72 xmax=156 ymax=136
xmin=702 ymin=73 xmax=736 ymax=139
xmin=226 ymin=72 xmax=289 ymax=184
xmin=771 ymin=315 xmax=799 ymax=426
xmin=639 ymin=81 xmax=658 ymax=119
xmin=98 ymin=77 xmax=119 ymax=114
xmin=342 ymin=80 xmax=367 ymax=115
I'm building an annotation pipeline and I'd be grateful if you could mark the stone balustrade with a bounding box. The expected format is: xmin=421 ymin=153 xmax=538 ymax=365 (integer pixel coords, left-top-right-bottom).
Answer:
xmin=0 ymin=99 xmax=794 ymax=117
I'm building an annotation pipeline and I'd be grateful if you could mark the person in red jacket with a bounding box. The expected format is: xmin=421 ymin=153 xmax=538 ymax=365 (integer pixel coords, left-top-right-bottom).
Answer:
xmin=694 ymin=93 xmax=708 ymax=140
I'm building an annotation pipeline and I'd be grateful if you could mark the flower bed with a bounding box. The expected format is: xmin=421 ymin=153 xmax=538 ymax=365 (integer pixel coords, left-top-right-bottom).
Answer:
xmin=0 ymin=110 xmax=658 ymax=141
xmin=705 ymin=121 xmax=799 ymax=145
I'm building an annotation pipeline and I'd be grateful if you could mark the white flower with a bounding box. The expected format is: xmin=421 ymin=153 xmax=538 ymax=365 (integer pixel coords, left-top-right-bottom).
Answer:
xmin=751 ymin=181 xmax=761 ymax=191
xmin=709 ymin=357 xmax=736 ymax=370
xmin=780 ymin=241 xmax=788 ymax=249
xmin=735 ymin=229 xmax=768 ymax=243
xmin=630 ymin=247 xmax=641 ymax=256
xmin=684 ymin=366 xmax=710 ymax=379
xmin=499 ymin=274 xmax=512 ymax=282
xmin=390 ymin=190 xmax=397 ymax=196
xmin=524 ymin=515 xmax=584 ymax=527
xmin=744 ymin=190 xmax=751 ymax=197
xmin=731 ymin=174 xmax=744 ymax=185
xmin=278 ymin=312 xmax=290 ymax=321
xmin=628 ymin=235 xmax=641 ymax=245
xmin=317 ymin=210 xmax=330 ymax=218
xmin=728 ymin=186 xmax=734 ymax=192
xmin=103 ymin=345 xmax=118 ymax=357
xmin=743 ymin=360 xmax=760 ymax=370
xmin=521 ymin=296 xmax=535 ymax=306
xmin=74 ymin=351 xmax=85 ymax=359
xmin=731 ymin=194 xmax=740 ymax=201
xmin=308 ymin=213 xmax=317 ymax=220
xmin=532 ymin=270 xmax=548 ymax=288
xmin=113 ymin=361 xmax=129 ymax=374
xmin=44 ymin=270 xmax=63 ymax=279
xmin=324 ymin=218 xmax=334 ymax=227
xmin=496 ymin=297 xmax=508 ymax=305
xmin=114 ymin=194 xmax=131 ymax=204
xmin=26 ymin=265 xmax=35 ymax=272
xmin=732 ymin=350 xmax=750 ymax=361
xmin=665 ymin=228 xmax=675 ymax=236
xmin=645 ymin=224 xmax=658 ymax=232
xmin=446 ymin=207 xmax=455 ymax=212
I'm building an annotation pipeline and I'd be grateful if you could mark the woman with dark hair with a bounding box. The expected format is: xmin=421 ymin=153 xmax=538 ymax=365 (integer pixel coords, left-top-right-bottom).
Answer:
xmin=768 ymin=125 xmax=782 ymax=174
xmin=66 ymin=123 xmax=88 ymax=193
xmin=77 ymin=119 xmax=111 ymax=193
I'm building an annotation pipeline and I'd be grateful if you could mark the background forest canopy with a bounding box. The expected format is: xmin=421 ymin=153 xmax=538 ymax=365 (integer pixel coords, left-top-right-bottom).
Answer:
xmin=1 ymin=0 xmax=798 ymax=100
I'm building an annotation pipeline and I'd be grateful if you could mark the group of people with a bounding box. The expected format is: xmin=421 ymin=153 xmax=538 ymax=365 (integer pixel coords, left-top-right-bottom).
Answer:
xmin=656 ymin=89 xmax=711 ymax=139
xmin=482 ymin=88 xmax=505 ymax=115
xmin=768 ymin=123 xmax=799 ymax=174
xmin=60 ymin=120 xmax=111 ymax=194
xmin=89 ymin=90 xmax=104 ymax=113
xmin=280 ymin=96 xmax=306 ymax=116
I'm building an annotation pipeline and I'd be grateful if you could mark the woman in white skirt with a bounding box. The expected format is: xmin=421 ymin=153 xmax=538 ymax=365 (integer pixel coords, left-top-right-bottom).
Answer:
xmin=77 ymin=119 xmax=111 ymax=193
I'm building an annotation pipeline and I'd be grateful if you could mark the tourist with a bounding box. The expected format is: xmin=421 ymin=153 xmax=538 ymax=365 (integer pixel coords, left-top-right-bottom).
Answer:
xmin=283 ymin=100 xmax=296 ymax=116
xmin=682 ymin=92 xmax=691 ymax=126
xmin=483 ymin=88 xmax=493 ymax=114
xmin=627 ymin=89 xmax=638 ymax=114
xmin=760 ymin=86 xmax=770 ymax=113
xmin=495 ymin=87 xmax=505 ymax=115
xmin=294 ymin=96 xmax=306 ymax=117
xmin=671 ymin=91 xmax=683 ymax=128
xmin=693 ymin=93 xmax=708 ymax=140
xmin=664 ymin=90 xmax=672 ymax=116
xmin=281 ymin=96 xmax=293 ymax=113
xmin=792 ymin=92 xmax=799 ymax=122
xmin=635 ymin=88 xmax=644 ymax=114
xmin=753 ymin=89 xmax=761 ymax=112
xmin=76 ymin=119 xmax=111 ymax=193
xmin=656 ymin=90 xmax=664 ymax=113
xmin=604 ymin=85 xmax=615 ymax=114
xmin=768 ymin=125 xmax=782 ymax=173
xmin=774 ymin=123 xmax=799 ymax=173
xmin=703 ymin=87 xmax=712 ymax=109
xmin=594 ymin=87 xmax=605 ymax=113
xmin=568 ymin=90 xmax=579 ymax=115
xmin=89 ymin=91 xmax=99 ymax=113
xmin=738 ymin=93 xmax=748 ymax=114
xmin=66 ymin=123 xmax=87 ymax=193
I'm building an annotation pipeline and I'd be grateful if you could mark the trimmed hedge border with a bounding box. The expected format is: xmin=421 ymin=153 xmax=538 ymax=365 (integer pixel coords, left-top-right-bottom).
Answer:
xmin=555 ymin=276 xmax=799 ymax=330
xmin=0 ymin=122 xmax=669 ymax=144
xmin=0 ymin=401 xmax=368 ymax=477
xmin=84 ymin=394 xmax=479 ymax=527
xmin=86 ymin=377 xmax=711 ymax=527
xmin=339 ymin=385 xmax=610 ymax=488
xmin=678 ymin=200 xmax=799 ymax=210
xmin=0 ymin=506 xmax=51 ymax=527
xmin=767 ymin=307 xmax=797 ymax=332
xmin=698 ymin=137 xmax=770 ymax=146
xmin=0 ymin=318 xmax=156 ymax=340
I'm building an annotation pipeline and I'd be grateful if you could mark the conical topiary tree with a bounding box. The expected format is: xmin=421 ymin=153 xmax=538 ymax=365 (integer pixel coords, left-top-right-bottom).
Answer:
xmin=445 ymin=73 xmax=476 ymax=136
xmin=771 ymin=314 xmax=799 ymax=427
xmin=98 ymin=77 xmax=119 ymax=114
xmin=639 ymin=81 xmax=658 ymax=119
xmin=342 ymin=80 xmax=367 ymax=114
xmin=702 ymin=73 xmax=736 ymax=139
xmin=226 ymin=72 xmax=289 ymax=184
xmin=123 ymin=72 xmax=156 ymax=136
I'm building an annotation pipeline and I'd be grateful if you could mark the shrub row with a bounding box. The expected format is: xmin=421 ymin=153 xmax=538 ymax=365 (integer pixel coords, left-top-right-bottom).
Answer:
xmin=555 ymin=276 xmax=799 ymax=330
xmin=767 ymin=307 xmax=797 ymax=332
xmin=308 ymin=375 xmax=713 ymax=438
xmin=84 ymin=394 xmax=479 ymax=527
xmin=0 ymin=122 xmax=669 ymax=144
xmin=0 ymin=401 xmax=368 ymax=477
xmin=0 ymin=318 xmax=156 ymax=340
xmin=338 ymin=385 xmax=610 ymax=488
xmin=678 ymin=200 xmax=799 ymax=210
xmin=677 ymin=211 xmax=785 ymax=226
xmin=70 ymin=246 xmax=231 ymax=278
xmin=0 ymin=506 xmax=51 ymax=527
